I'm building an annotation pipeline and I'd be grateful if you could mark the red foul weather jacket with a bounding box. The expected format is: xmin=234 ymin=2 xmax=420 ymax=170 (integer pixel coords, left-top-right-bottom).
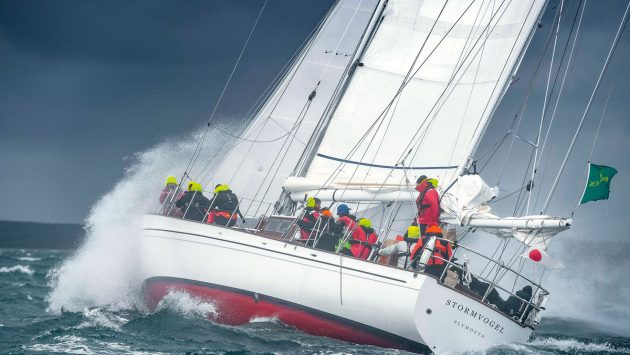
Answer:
xmin=415 ymin=180 xmax=440 ymax=226
xmin=350 ymin=226 xmax=377 ymax=260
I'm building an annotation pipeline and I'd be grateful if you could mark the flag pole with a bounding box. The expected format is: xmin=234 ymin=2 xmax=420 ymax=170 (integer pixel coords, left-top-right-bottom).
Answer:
xmin=571 ymin=161 xmax=591 ymax=216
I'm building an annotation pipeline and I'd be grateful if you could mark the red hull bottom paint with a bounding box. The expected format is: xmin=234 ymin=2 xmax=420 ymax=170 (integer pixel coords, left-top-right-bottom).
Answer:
xmin=143 ymin=278 xmax=413 ymax=350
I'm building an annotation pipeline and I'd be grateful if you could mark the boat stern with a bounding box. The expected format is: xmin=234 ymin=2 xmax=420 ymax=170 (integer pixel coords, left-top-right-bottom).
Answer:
xmin=413 ymin=278 xmax=532 ymax=353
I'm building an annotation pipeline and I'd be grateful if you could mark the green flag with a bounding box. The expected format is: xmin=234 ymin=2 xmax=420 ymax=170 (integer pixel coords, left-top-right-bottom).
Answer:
xmin=580 ymin=163 xmax=618 ymax=204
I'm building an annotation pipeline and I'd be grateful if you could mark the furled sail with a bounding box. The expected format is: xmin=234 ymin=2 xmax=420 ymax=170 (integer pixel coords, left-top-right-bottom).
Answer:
xmin=209 ymin=0 xmax=380 ymax=215
xmin=287 ymin=0 xmax=547 ymax=200
xmin=440 ymin=175 xmax=571 ymax=247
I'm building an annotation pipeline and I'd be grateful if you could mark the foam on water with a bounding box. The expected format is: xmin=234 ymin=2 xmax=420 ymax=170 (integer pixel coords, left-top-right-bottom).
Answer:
xmin=24 ymin=335 xmax=91 ymax=354
xmin=77 ymin=307 xmax=130 ymax=331
xmin=249 ymin=316 xmax=280 ymax=324
xmin=46 ymin=128 xmax=230 ymax=314
xmin=0 ymin=265 xmax=34 ymax=275
xmin=528 ymin=337 xmax=630 ymax=353
xmin=155 ymin=289 xmax=217 ymax=319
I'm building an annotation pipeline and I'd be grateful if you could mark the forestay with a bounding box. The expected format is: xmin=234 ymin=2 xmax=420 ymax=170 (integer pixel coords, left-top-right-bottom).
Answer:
xmin=210 ymin=0 xmax=380 ymax=215
xmin=295 ymin=0 xmax=547 ymax=197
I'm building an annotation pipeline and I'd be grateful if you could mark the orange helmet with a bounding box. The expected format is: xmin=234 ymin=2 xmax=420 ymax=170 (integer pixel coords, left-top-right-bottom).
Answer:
xmin=425 ymin=225 xmax=442 ymax=236
xmin=321 ymin=208 xmax=332 ymax=218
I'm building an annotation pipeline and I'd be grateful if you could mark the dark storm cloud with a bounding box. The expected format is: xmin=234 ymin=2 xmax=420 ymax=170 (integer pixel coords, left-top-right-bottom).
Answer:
xmin=0 ymin=0 xmax=333 ymax=222
xmin=0 ymin=0 xmax=318 ymax=65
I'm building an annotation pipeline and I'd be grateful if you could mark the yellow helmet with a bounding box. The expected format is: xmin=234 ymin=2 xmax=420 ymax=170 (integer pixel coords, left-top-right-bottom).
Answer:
xmin=166 ymin=175 xmax=178 ymax=186
xmin=358 ymin=218 xmax=372 ymax=229
xmin=306 ymin=197 xmax=316 ymax=208
xmin=188 ymin=181 xmax=203 ymax=192
xmin=214 ymin=184 xmax=229 ymax=193
xmin=407 ymin=225 xmax=420 ymax=239
xmin=428 ymin=178 xmax=439 ymax=188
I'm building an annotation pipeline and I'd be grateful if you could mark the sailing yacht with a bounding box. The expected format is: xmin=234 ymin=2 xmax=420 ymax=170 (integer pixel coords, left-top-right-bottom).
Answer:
xmin=140 ymin=0 xmax=575 ymax=352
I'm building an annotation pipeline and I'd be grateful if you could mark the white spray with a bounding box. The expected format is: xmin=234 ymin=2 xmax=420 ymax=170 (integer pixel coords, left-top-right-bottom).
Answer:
xmin=47 ymin=128 xmax=230 ymax=313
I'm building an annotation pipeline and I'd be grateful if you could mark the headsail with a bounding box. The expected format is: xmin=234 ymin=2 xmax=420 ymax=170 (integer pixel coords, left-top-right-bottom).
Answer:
xmin=287 ymin=0 xmax=548 ymax=199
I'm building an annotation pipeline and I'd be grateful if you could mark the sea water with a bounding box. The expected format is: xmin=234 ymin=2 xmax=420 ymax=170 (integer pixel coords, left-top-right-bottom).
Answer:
xmin=2 ymin=128 xmax=629 ymax=354
xmin=1 ymin=248 xmax=629 ymax=354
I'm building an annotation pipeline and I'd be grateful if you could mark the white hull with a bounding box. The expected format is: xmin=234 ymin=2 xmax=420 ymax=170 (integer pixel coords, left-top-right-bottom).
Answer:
xmin=140 ymin=214 xmax=532 ymax=353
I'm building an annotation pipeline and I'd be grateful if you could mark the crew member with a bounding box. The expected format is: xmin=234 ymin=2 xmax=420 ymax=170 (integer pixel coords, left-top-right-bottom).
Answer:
xmin=331 ymin=204 xmax=356 ymax=254
xmin=410 ymin=225 xmax=453 ymax=278
xmin=175 ymin=181 xmax=211 ymax=222
xmin=378 ymin=225 xmax=421 ymax=269
xmin=307 ymin=207 xmax=337 ymax=251
xmin=502 ymin=285 xmax=533 ymax=320
xmin=159 ymin=175 xmax=184 ymax=216
xmin=350 ymin=218 xmax=378 ymax=260
xmin=415 ymin=175 xmax=440 ymax=234
xmin=207 ymin=184 xmax=241 ymax=227
xmin=296 ymin=197 xmax=321 ymax=241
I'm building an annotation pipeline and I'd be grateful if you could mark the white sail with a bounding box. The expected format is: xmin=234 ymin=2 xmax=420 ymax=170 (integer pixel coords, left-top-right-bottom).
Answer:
xmin=210 ymin=0 xmax=380 ymax=216
xmin=297 ymin=0 xmax=547 ymax=196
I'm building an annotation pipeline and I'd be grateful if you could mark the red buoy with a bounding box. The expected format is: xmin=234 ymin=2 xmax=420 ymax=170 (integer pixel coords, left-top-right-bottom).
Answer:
xmin=529 ymin=249 xmax=542 ymax=262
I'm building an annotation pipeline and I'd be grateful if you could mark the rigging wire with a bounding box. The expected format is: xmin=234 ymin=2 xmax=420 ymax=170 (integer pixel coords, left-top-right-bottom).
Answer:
xmin=445 ymin=0 xmax=494 ymax=169
xmin=365 ymin=0 xmax=489 ymax=180
xmin=404 ymin=0 xmax=533 ymax=185
xmin=542 ymin=1 xmax=630 ymax=213
xmin=495 ymin=2 xmax=565 ymax=186
xmin=527 ymin=0 xmax=565 ymax=214
xmin=569 ymin=28 xmax=628 ymax=215
xmin=199 ymin=2 xmax=344 ymax=187
xmin=185 ymin=0 xmax=268 ymax=182
xmin=404 ymin=0 xmax=532 ymax=188
xmin=528 ymin=0 xmax=585 ymax=211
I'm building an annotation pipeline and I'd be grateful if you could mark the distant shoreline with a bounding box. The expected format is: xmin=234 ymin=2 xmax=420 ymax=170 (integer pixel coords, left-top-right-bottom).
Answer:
xmin=0 ymin=220 xmax=85 ymax=249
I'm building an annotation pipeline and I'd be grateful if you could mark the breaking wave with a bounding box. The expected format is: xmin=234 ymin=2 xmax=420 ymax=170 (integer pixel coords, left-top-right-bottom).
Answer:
xmin=46 ymin=127 xmax=231 ymax=314
xmin=155 ymin=290 xmax=217 ymax=318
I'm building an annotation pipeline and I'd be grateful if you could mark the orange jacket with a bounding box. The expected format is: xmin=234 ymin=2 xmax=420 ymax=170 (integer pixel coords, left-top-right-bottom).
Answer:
xmin=410 ymin=237 xmax=452 ymax=265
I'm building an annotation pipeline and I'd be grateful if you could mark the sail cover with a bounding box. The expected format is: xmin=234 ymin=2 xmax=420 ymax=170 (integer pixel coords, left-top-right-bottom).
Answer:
xmin=210 ymin=0 xmax=380 ymax=216
xmin=440 ymin=175 xmax=571 ymax=248
xmin=300 ymin=0 xmax=547 ymax=194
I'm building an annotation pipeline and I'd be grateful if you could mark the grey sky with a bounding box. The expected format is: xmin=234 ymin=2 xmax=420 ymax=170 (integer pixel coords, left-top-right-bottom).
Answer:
xmin=0 ymin=0 xmax=628 ymax=226
xmin=0 ymin=0 xmax=333 ymax=222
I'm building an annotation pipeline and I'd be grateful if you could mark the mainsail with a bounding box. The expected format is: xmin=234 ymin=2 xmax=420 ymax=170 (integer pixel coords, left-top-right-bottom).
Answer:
xmin=286 ymin=0 xmax=547 ymax=199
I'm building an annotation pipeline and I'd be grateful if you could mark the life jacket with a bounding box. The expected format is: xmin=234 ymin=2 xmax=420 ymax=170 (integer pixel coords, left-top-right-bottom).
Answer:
xmin=299 ymin=209 xmax=320 ymax=240
xmin=350 ymin=226 xmax=377 ymax=260
xmin=207 ymin=209 xmax=238 ymax=224
xmin=212 ymin=190 xmax=239 ymax=212
xmin=415 ymin=181 xmax=440 ymax=226
xmin=336 ymin=214 xmax=356 ymax=229
xmin=428 ymin=238 xmax=452 ymax=265
xmin=409 ymin=237 xmax=425 ymax=266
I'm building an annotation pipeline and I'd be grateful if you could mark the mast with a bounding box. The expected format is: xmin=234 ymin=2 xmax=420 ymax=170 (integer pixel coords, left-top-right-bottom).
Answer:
xmin=273 ymin=0 xmax=388 ymax=214
xmin=293 ymin=0 xmax=389 ymax=178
